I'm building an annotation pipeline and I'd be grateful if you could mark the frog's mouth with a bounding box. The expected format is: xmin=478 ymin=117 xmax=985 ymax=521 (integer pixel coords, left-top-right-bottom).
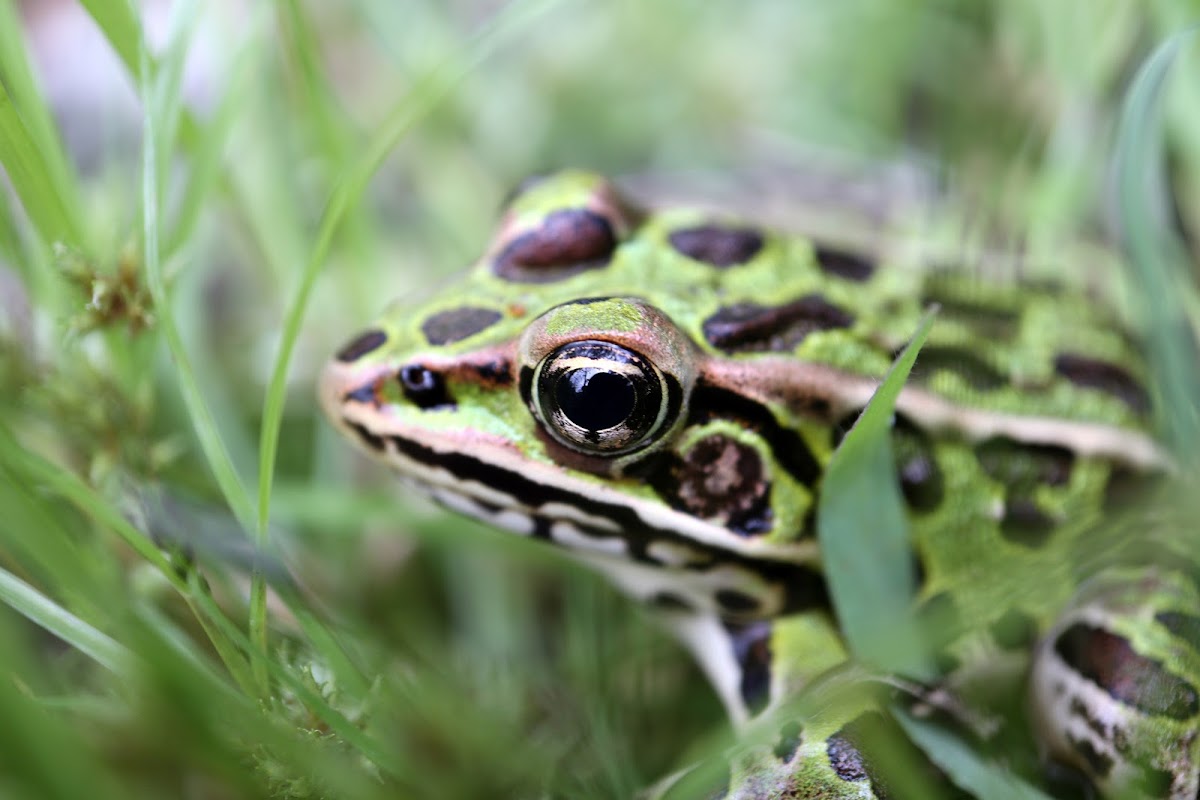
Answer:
xmin=319 ymin=357 xmax=827 ymax=622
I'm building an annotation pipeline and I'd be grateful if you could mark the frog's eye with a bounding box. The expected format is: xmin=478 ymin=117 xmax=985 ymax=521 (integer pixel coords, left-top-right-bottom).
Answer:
xmin=533 ymin=339 xmax=670 ymax=456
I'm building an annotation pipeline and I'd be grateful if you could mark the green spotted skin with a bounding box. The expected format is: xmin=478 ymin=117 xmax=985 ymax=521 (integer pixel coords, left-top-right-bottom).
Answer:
xmin=320 ymin=170 xmax=1200 ymax=798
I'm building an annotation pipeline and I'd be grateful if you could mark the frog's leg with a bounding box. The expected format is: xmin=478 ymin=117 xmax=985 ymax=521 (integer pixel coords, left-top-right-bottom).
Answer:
xmin=652 ymin=608 xmax=942 ymax=800
xmin=1029 ymin=566 xmax=1200 ymax=799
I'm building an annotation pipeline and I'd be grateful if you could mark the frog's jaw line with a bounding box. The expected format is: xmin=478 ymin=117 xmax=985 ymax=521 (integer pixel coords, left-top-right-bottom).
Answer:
xmin=332 ymin=402 xmax=820 ymax=563
xmin=432 ymin=474 xmax=790 ymax=619
xmin=331 ymin=405 xmax=829 ymax=619
xmin=432 ymin=475 xmax=765 ymax=724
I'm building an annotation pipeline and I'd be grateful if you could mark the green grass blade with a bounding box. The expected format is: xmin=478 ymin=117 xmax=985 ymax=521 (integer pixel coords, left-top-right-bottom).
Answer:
xmin=0 ymin=0 xmax=83 ymax=247
xmin=254 ymin=0 xmax=562 ymax=537
xmin=78 ymin=0 xmax=143 ymax=78
xmin=134 ymin=0 xmax=257 ymax=537
xmin=163 ymin=38 xmax=254 ymax=259
xmin=249 ymin=0 xmax=562 ymax=693
xmin=818 ymin=310 xmax=937 ymax=681
xmin=188 ymin=581 xmax=397 ymax=772
xmin=0 ymin=79 xmax=84 ymax=247
xmin=0 ymin=423 xmax=258 ymax=695
xmin=0 ymin=565 xmax=131 ymax=673
xmin=896 ymin=710 xmax=1055 ymax=800
xmin=1115 ymin=27 xmax=1200 ymax=463
xmin=0 ymin=425 xmax=178 ymax=586
xmin=277 ymin=0 xmax=357 ymax=161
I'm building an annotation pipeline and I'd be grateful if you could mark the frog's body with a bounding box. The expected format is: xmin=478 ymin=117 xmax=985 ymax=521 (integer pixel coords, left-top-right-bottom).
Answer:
xmin=320 ymin=170 xmax=1200 ymax=798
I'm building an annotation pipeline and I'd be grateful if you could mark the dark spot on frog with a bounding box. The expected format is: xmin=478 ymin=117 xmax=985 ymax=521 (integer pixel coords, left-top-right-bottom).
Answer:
xmin=892 ymin=421 xmax=945 ymax=513
xmin=492 ymin=208 xmax=617 ymax=282
xmin=1053 ymin=623 xmax=1200 ymax=719
xmin=826 ymin=731 xmax=870 ymax=783
xmin=976 ymin=437 xmax=1075 ymax=489
xmin=1156 ymin=611 xmax=1200 ymax=653
xmin=715 ymin=588 xmax=761 ymax=615
xmin=346 ymin=420 xmax=385 ymax=453
xmin=649 ymin=592 xmax=695 ymax=612
xmin=781 ymin=573 xmax=832 ymax=618
xmin=1067 ymin=735 xmax=1114 ymax=778
xmin=989 ymin=608 xmax=1037 ymax=650
xmin=650 ymin=434 xmax=773 ymax=537
xmin=1068 ymin=696 xmax=1110 ymax=740
xmin=1041 ymin=760 xmax=1100 ymax=800
xmin=702 ymin=295 xmax=854 ymax=353
xmin=398 ymin=364 xmax=455 ymax=409
xmin=690 ymin=382 xmax=823 ymax=488
xmin=420 ymin=307 xmax=502 ymax=346
xmin=1000 ymin=497 xmax=1056 ymax=548
xmin=911 ymin=346 xmax=1007 ymax=391
xmin=529 ymin=516 xmax=553 ymax=541
xmin=827 ymin=712 xmax=961 ymax=797
xmin=826 ymin=713 xmax=902 ymax=796
xmin=1054 ymin=353 xmax=1150 ymax=414
xmin=335 ymin=328 xmax=387 ymax=362
xmin=814 ymin=244 xmax=875 ymax=282
xmin=774 ymin=721 xmax=803 ymax=762
xmin=726 ymin=620 xmax=773 ymax=715
xmin=669 ymin=224 xmax=764 ymax=267
xmin=920 ymin=286 xmax=1021 ymax=339
xmin=470 ymin=358 xmax=513 ymax=386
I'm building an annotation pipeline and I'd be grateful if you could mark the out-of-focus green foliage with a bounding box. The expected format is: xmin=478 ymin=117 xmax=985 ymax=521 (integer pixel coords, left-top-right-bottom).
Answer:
xmin=0 ymin=1 xmax=1196 ymax=797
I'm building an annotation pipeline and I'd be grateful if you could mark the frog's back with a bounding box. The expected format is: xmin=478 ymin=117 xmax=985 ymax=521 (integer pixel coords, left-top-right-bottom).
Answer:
xmin=321 ymin=170 xmax=1200 ymax=799
xmin=443 ymin=170 xmax=1151 ymax=431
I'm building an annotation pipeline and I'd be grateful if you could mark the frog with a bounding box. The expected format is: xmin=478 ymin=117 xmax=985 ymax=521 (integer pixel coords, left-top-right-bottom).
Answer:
xmin=318 ymin=169 xmax=1200 ymax=798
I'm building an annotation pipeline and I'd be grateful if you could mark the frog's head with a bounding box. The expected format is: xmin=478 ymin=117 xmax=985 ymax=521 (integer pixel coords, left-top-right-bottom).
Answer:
xmin=320 ymin=170 xmax=831 ymax=621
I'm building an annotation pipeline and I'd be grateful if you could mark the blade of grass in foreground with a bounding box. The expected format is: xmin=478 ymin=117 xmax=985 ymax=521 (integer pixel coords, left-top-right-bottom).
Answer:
xmin=0 ymin=423 xmax=259 ymax=695
xmin=0 ymin=0 xmax=83 ymax=249
xmin=896 ymin=710 xmax=1055 ymax=800
xmin=0 ymin=79 xmax=83 ymax=248
xmin=1115 ymin=26 xmax=1200 ymax=464
xmin=818 ymin=309 xmax=936 ymax=682
xmin=250 ymin=0 xmax=563 ymax=684
xmin=0 ymin=565 xmax=131 ymax=674
xmin=134 ymin=0 xmax=257 ymax=536
xmin=78 ymin=0 xmax=143 ymax=79
xmin=819 ymin=313 xmax=1061 ymax=798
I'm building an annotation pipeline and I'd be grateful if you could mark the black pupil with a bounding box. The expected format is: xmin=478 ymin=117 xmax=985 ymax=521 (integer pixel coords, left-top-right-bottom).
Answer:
xmin=555 ymin=368 xmax=635 ymax=431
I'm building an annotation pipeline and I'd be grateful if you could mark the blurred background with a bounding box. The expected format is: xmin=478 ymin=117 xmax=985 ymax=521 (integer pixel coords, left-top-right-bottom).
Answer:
xmin=1 ymin=1 xmax=1198 ymax=798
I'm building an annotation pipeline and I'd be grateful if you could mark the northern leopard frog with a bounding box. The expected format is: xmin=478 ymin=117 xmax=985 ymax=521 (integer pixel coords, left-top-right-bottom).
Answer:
xmin=320 ymin=170 xmax=1200 ymax=799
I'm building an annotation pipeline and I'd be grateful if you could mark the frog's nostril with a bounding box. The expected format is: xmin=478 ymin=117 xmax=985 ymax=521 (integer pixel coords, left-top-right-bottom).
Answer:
xmin=398 ymin=365 xmax=456 ymax=409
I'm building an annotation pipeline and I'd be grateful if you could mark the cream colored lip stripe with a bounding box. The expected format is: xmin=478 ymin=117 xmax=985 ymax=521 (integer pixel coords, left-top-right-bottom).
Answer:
xmin=338 ymin=408 xmax=823 ymax=566
xmin=770 ymin=362 xmax=1169 ymax=470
